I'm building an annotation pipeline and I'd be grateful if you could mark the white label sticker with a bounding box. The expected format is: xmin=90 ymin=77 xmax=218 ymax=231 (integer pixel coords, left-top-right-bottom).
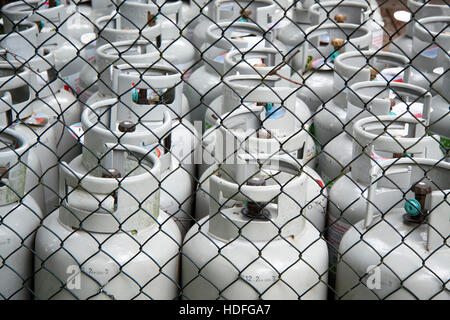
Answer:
xmin=375 ymin=67 xmax=404 ymax=83
xmin=391 ymin=102 xmax=424 ymax=118
xmin=247 ymin=57 xmax=264 ymax=66
xmin=213 ymin=52 xmax=227 ymax=63
xmin=327 ymin=215 xmax=351 ymax=264
xmin=68 ymin=122 xmax=84 ymax=143
xmin=220 ymin=4 xmax=234 ymax=11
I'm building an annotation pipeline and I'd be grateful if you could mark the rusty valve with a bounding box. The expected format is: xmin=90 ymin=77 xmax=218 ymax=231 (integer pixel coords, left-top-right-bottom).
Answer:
xmin=241 ymin=176 xmax=270 ymax=219
xmin=334 ymin=14 xmax=347 ymax=23
xmin=403 ymin=181 xmax=432 ymax=223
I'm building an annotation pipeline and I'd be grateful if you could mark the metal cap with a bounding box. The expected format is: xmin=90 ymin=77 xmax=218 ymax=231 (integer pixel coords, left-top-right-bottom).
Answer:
xmin=118 ymin=121 xmax=136 ymax=133
xmin=413 ymin=181 xmax=432 ymax=195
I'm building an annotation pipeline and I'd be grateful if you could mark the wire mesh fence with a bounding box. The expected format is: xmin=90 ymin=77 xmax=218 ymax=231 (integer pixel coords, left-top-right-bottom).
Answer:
xmin=0 ymin=0 xmax=448 ymax=300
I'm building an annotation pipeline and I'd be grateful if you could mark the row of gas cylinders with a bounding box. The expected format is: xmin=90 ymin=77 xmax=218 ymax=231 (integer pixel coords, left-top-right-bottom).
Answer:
xmin=0 ymin=0 xmax=448 ymax=300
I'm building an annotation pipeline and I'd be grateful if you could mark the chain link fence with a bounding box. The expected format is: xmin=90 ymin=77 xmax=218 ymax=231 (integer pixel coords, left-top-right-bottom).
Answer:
xmin=0 ymin=0 xmax=448 ymax=300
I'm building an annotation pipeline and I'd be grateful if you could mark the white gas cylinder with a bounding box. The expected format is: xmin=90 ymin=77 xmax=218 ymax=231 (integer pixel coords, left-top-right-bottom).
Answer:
xmin=336 ymin=158 xmax=450 ymax=300
xmin=108 ymin=62 xmax=199 ymax=177
xmin=278 ymin=0 xmax=375 ymax=62
xmin=196 ymin=105 xmax=327 ymax=232
xmin=313 ymin=50 xmax=410 ymax=148
xmin=0 ymin=21 xmax=38 ymax=61
xmin=181 ymin=0 xmax=209 ymax=42
xmin=67 ymin=0 xmax=115 ymax=42
xmin=389 ymin=0 xmax=449 ymax=58
xmin=34 ymin=145 xmax=181 ymax=299
xmin=409 ymin=16 xmax=450 ymax=93
xmin=292 ymin=23 xmax=372 ymax=113
xmin=320 ymin=81 xmax=438 ymax=187
xmin=191 ymin=0 xmax=282 ymax=54
xmin=77 ymin=10 xmax=161 ymax=103
xmin=276 ymin=0 xmax=316 ymax=53
xmin=82 ymin=96 xmax=195 ymax=236
xmin=223 ymin=46 xmax=289 ymax=80
xmin=309 ymin=1 xmax=384 ymax=49
xmin=315 ymin=51 xmax=412 ymax=182
xmin=326 ymin=113 xmax=442 ymax=285
xmin=429 ymin=51 xmax=449 ymax=161
xmin=202 ymin=74 xmax=316 ymax=173
xmin=80 ymin=39 xmax=160 ymax=105
xmin=115 ymin=0 xmax=197 ymax=81
xmin=186 ymin=21 xmax=285 ymax=123
xmin=1 ymin=0 xmax=86 ymax=93
xmin=208 ymin=45 xmax=293 ymax=128
xmin=0 ymin=63 xmax=58 ymax=215
xmin=27 ymin=49 xmax=81 ymax=163
xmin=183 ymin=155 xmax=328 ymax=299
xmin=410 ymin=17 xmax=450 ymax=161
xmin=0 ymin=128 xmax=42 ymax=300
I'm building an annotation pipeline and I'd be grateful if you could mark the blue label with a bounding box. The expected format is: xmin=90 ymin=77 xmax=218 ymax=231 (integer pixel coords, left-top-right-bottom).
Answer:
xmin=265 ymin=103 xmax=285 ymax=119
xmin=420 ymin=46 xmax=439 ymax=59
xmin=213 ymin=52 xmax=227 ymax=63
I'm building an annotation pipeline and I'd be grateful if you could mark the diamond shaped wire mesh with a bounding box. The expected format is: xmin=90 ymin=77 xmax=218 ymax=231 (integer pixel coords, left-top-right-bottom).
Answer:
xmin=0 ymin=0 xmax=447 ymax=300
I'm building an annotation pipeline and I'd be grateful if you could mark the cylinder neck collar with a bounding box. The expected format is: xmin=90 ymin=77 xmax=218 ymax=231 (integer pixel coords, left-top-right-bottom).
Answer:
xmin=59 ymin=146 xmax=161 ymax=233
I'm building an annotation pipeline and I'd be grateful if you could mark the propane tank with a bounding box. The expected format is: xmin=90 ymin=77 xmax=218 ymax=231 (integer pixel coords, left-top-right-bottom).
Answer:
xmin=186 ymin=22 xmax=285 ymax=123
xmin=181 ymin=0 xmax=209 ymax=43
xmin=278 ymin=0 xmax=375 ymax=60
xmin=1 ymin=0 xmax=87 ymax=93
xmin=292 ymin=23 xmax=372 ymax=113
xmin=409 ymin=16 xmax=450 ymax=93
xmin=0 ymin=62 xmax=59 ymax=215
xmin=183 ymin=156 xmax=328 ymax=299
xmin=26 ymin=49 xmax=81 ymax=163
xmin=67 ymin=0 xmax=115 ymax=42
xmin=336 ymin=158 xmax=450 ymax=300
xmin=314 ymin=50 xmax=410 ymax=159
xmin=110 ymin=63 xmax=198 ymax=175
xmin=34 ymin=145 xmax=181 ymax=299
xmin=327 ymin=112 xmax=443 ymax=286
xmin=205 ymin=66 xmax=309 ymax=128
xmin=0 ymin=21 xmax=38 ymax=61
xmin=409 ymin=16 xmax=450 ymax=161
xmin=77 ymin=9 xmax=161 ymax=103
xmin=203 ymin=73 xmax=316 ymax=172
xmin=115 ymin=0 xmax=197 ymax=81
xmin=196 ymin=105 xmax=327 ymax=232
xmin=79 ymin=39 xmax=160 ymax=105
xmin=82 ymin=97 xmax=195 ymax=236
xmin=429 ymin=51 xmax=450 ymax=162
xmin=389 ymin=0 xmax=449 ymax=58
xmin=276 ymin=0 xmax=315 ymax=53
xmin=321 ymin=81 xmax=439 ymax=187
xmin=308 ymin=0 xmax=384 ymax=49
xmin=0 ymin=128 xmax=42 ymax=300
xmin=191 ymin=0 xmax=282 ymax=53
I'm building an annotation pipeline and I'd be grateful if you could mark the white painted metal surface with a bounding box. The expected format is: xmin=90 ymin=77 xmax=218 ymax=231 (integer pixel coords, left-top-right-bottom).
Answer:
xmin=336 ymin=158 xmax=450 ymax=300
xmin=185 ymin=22 xmax=285 ymax=123
xmin=390 ymin=0 xmax=449 ymax=58
xmin=327 ymin=112 xmax=442 ymax=279
xmin=0 ymin=128 xmax=42 ymax=300
xmin=34 ymin=145 xmax=181 ymax=300
xmin=183 ymin=156 xmax=328 ymax=299
xmin=292 ymin=23 xmax=372 ymax=113
xmin=196 ymin=104 xmax=326 ymax=232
